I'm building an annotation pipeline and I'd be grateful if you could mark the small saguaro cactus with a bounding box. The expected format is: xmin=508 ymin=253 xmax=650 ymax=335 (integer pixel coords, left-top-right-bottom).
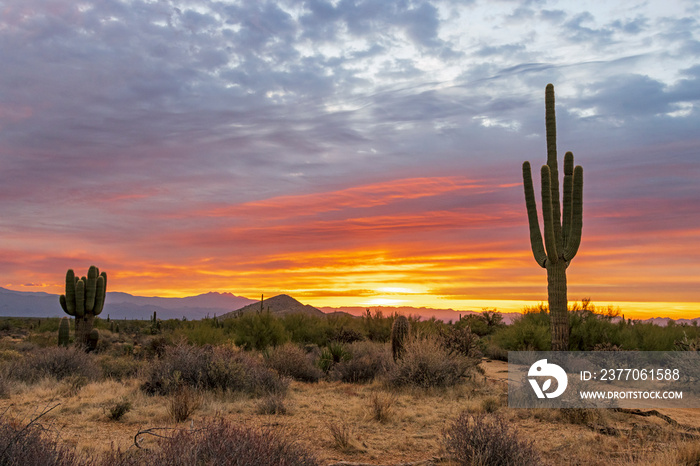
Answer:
xmin=59 ymin=265 xmax=107 ymax=350
xmin=522 ymin=84 xmax=584 ymax=351
xmin=58 ymin=316 xmax=70 ymax=346
xmin=391 ymin=315 xmax=410 ymax=362
xmin=88 ymin=328 xmax=100 ymax=352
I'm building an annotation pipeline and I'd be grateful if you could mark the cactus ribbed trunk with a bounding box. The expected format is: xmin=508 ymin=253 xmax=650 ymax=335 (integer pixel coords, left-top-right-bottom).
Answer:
xmin=75 ymin=314 xmax=95 ymax=347
xmin=547 ymin=260 xmax=568 ymax=351
xmin=522 ymin=84 xmax=583 ymax=352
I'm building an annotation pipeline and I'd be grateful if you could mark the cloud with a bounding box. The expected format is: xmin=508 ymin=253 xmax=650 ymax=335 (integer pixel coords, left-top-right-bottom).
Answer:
xmin=0 ymin=0 xmax=698 ymax=310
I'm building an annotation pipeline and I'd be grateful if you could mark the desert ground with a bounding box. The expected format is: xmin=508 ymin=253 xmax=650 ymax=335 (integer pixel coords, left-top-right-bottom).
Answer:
xmin=3 ymin=356 xmax=700 ymax=466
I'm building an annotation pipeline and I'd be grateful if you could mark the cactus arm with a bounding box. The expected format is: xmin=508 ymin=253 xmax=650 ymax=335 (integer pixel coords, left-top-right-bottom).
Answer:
xmin=522 ymin=161 xmax=547 ymax=268
xmin=75 ymin=279 xmax=85 ymax=318
xmin=85 ymin=266 xmax=98 ymax=312
xmin=64 ymin=269 xmax=76 ymax=315
xmin=544 ymin=83 xmax=563 ymax=250
xmin=562 ymin=152 xmax=574 ymax=247
xmin=541 ymin=165 xmax=559 ymax=264
xmin=93 ymin=275 xmax=106 ymax=316
xmin=59 ymin=294 xmax=74 ymax=316
xmin=563 ymin=165 xmax=583 ymax=261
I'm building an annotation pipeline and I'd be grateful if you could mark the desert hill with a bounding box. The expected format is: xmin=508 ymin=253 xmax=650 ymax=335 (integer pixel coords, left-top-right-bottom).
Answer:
xmin=219 ymin=294 xmax=324 ymax=319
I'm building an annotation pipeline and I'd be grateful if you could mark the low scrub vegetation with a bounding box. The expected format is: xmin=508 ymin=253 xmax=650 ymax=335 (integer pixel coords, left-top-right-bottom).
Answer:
xmin=386 ymin=336 xmax=478 ymax=389
xmin=443 ymin=412 xmax=541 ymax=466
xmin=2 ymin=302 xmax=700 ymax=465
xmin=140 ymin=344 xmax=286 ymax=396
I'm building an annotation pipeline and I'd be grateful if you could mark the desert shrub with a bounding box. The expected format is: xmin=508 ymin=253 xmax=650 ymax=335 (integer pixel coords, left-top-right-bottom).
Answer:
xmin=62 ymin=374 xmax=89 ymax=397
xmin=440 ymin=325 xmax=482 ymax=359
xmin=326 ymin=327 xmax=365 ymax=344
xmin=144 ymin=335 xmax=172 ymax=358
xmin=141 ymin=344 xmax=286 ymax=396
xmin=317 ymin=342 xmax=351 ymax=373
xmin=443 ymin=412 xmax=541 ymax=466
xmin=98 ymin=355 xmax=142 ymax=381
xmin=167 ymin=386 xmax=202 ymax=422
xmin=330 ymin=341 xmax=390 ymax=383
xmin=232 ymin=311 xmax=289 ymax=351
xmin=104 ymin=418 xmax=319 ymax=465
xmin=107 ymin=397 xmax=132 ymax=421
xmin=265 ymin=343 xmax=322 ymax=383
xmin=481 ymin=340 xmax=508 ymax=361
xmin=0 ymin=412 xmax=84 ymax=466
xmin=6 ymin=346 xmax=100 ymax=383
xmin=386 ymin=336 xmax=477 ymax=389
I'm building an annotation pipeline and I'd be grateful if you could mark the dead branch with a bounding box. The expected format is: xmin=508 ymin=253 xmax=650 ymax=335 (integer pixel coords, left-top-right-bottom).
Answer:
xmin=614 ymin=408 xmax=700 ymax=432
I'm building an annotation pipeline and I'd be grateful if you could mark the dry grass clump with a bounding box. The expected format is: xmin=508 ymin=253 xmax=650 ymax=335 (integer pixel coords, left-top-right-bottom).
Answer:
xmin=141 ymin=344 xmax=286 ymax=396
xmin=365 ymin=391 xmax=395 ymax=423
xmin=443 ymin=411 xmax=541 ymax=466
xmin=480 ymin=396 xmax=501 ymax=414
xmin=265 ymin=343 xmax=322 ymax=383
xmin=106 ymin=397 xmax=132 ymax=421
xmin=386 ymin=336 xmax=477 ymax=389
xmin=104 ymin=418 xmax=320 ymax=466
xmin=558 ymin=407 xmax=606 ymax=426
xmin=671 ymin=440 xmax=700 ymax=466
xmin=326 ymin=418 xmax=354 ymax=453
xmin=256 ymin=393 xmax=288 ymax=415
xmin=4 ymin=346 xmax=100 ymax=384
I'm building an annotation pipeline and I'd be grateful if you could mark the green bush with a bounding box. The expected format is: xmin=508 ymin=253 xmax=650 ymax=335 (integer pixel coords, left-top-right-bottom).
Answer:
xmin=362 ymin=310 xmax=392 ymax=342
xmin=174 ymin=322 xmax=228 ymax=346
xmin=281 ymin=314 xmax=328 ymax=346
xmin=491 ymin=307 xmax=551 ymax=351
xmin=232 ymin=312 xmax=288 ymax=351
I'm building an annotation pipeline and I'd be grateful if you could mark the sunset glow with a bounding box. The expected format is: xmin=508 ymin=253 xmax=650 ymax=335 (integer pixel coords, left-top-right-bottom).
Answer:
xmin=0 ymin=1 xmax=699 ymax=320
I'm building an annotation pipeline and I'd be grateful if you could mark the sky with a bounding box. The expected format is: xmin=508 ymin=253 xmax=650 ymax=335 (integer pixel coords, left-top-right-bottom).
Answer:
xmin=1 ymin=0 xmax=699 ymax=319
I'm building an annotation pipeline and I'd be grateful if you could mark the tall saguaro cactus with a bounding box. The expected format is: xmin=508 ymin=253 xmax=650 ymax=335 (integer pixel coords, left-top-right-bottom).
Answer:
xmin=59 ymin=265 xmax=107 ymax=349
xmin=522 ymin=84 xmax=583 ymax=351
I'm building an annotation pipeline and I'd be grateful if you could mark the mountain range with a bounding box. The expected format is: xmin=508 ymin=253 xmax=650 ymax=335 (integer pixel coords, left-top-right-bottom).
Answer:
xmin=0 ymin=287 xmax=255 ymax=320
xmin=0 ymin=287 xmax=698 ymax=327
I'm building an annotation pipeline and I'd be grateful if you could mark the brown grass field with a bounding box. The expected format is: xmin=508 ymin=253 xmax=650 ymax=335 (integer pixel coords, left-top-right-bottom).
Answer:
xmin=3 ymin=357 xmax=700 ymax=465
